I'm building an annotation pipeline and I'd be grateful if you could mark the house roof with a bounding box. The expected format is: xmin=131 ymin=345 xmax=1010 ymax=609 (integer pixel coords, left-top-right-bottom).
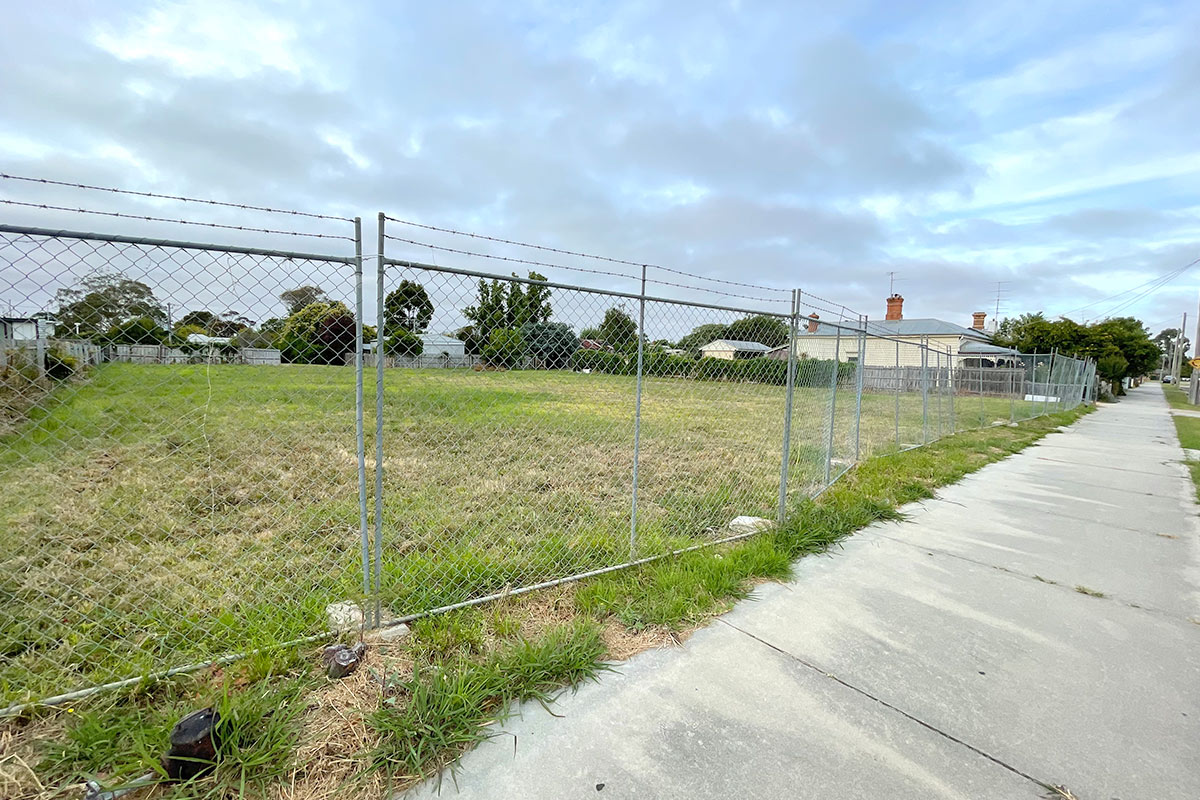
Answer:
xmin=186 ymin=333 xmax=232 ymax=345
xmin=800 ymin=318 xmax=991 ymax=341
xmin=958 ymin=339 xmax=1023 ymax=356
xmin=418 ymin=334 xmax=463 ymax=346
xmin=700 ymin=339 xmax=772 ymax=352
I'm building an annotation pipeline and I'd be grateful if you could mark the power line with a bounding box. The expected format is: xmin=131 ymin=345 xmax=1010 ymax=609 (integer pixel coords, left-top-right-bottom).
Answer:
xmin=1053 ymin=257 xmax=1199 ymax=320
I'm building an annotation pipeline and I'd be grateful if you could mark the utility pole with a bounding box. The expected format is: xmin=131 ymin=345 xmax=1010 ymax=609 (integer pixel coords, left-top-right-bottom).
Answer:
xmin=1191 ymin=294 xmax=1200 ymax=404
xmin=1172 ymin=313 xmax=1187 ymax=385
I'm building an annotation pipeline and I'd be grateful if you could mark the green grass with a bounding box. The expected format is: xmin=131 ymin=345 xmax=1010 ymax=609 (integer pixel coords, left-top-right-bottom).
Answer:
xmin=4 ymin=370 xmax=1090 ymax=797
xmin=577 ymin=404 xmax=1092 ymax=628
xmin=1161 ymin=381 xmax=1196 ymax=411
xmin=367 ymin=621 xmax=608 ymax=783
xmin=0 ymin=363 xmax=1076 ymax=706
xmin=29 ymin=646 xmax=315 ymax=799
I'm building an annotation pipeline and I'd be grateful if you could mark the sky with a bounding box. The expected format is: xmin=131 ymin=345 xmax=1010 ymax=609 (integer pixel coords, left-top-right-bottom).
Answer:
xmin=1 ymin=0 xmax=1198 ymax=339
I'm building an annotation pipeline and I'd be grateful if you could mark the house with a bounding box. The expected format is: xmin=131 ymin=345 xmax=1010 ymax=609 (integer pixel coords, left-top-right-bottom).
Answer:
xmin=699 ymin=339 xmax=772 ymax=360
xmin=776 ymin=295 xmax=1007 ymax=367
xmin=1 ymin=316 xmax=56 ymax=340
xmin=418 ymin=333 xmax=465 ymax=359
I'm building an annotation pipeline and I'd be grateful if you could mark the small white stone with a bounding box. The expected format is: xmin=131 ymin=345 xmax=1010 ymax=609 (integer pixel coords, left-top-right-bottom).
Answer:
xmin=370 ymin=623 xmax=411 ymax=642
xmin=729 ymin=515 xmax=774 ymax=534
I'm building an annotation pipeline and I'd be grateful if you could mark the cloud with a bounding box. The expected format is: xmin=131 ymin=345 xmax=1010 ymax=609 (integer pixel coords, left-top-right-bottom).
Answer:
xmin=0 ymin=0 xmax=1196 ymax=331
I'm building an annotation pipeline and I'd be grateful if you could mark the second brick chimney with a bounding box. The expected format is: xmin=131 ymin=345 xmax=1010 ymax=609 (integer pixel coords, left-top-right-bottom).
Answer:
xmin=972 ymin=311 xmax=986 ymax=330
xmin=885 ymin=294 xmax=904 ymax=321
xmin=807 ymin=313 xmax=820 ymax=333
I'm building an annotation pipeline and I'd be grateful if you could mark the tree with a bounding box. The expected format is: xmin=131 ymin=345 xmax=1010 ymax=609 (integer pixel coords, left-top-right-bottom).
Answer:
xmin=175 ymin=310 xmax=217 ymax=332
xmin=462 ymin=272 xmax=553 ymax=346
xmin=209 ymin=312 xmax=253 ymax=337
xmin=279 ymin=301 xmax=356 ymax=364
xmin=507 ymin=272 xmax=552 ymax=328
xmin=482 ymin=328 xmax=526 ymax=367
xmin=384 ymin=281 xmax=434 ymax=334
xmin=384 ymin=330 xmax=424 ymax=357
xmin=596 ymin=307 xmax=637 ymax=349
xmin=579 ymin=326 xmax=602 ymax=341
xmin=101 ymin=316 xmax=168 ymax=345
xmin=1153 ymin=328 xmax=1189 ymax=365
xmin=455 ymin=325 xmax=483 ymax=356
xmin=726 ymin=315 xmax=789 ymax=347
xmin=677 ymin=323 xmax=731 ymax=356
xmin=279 ymin=285 xmax=328 ymax=315
xmin=1097 ymin=353 xmax=1129 ymax=396
xmin=521 ymin=321 xmax=578 ymax=369
xmin=54 ymin=272 xmax=166 ymax=337
xmin=462 ymin=279 xmax=509 ymax=346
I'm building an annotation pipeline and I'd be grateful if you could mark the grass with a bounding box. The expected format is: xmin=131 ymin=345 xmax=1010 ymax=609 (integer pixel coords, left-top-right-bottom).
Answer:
xmin=6 ymin=645 xmax=316 ymax=800
xmin=1074 ymin=585 xmax=1106 ymax=598
xmin=1161 ymin=381 xmax=1195 ymax=411
xmin=366 ymin=621 xmax=607 ymax=784
xmin=2 ymin=374 xmax=1091 ymax=798
xmin=0 ymin=362 xmax=1055 ymax=707
xmin=1162 ymin=384 xmax=1200 ymax=500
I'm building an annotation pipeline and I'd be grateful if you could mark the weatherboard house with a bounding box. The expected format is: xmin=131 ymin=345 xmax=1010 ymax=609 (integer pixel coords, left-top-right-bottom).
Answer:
xmin=698 ymin=339 xmax=773 ymax=360
xmin=769 ymin=295 xmax=1022 ymax=367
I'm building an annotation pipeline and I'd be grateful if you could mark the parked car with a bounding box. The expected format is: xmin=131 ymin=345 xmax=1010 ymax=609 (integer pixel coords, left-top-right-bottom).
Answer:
xmin=1163 ymin=375 xmax=1174 ymax=383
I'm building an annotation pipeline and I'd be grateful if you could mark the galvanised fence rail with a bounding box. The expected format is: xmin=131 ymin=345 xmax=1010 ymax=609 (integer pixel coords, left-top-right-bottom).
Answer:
xmin=0 ymin=184 xmax=1094 ymax=713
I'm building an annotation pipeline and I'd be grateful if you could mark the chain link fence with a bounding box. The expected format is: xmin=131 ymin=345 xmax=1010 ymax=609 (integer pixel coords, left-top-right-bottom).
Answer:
xmin=0 ymin=187 xmax=1095 ymax=712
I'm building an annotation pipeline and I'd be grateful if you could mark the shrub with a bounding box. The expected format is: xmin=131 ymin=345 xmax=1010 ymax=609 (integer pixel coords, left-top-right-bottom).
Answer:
xmin=384 ymin=330 xmax=424 ymax=357
xmin=45 ymin=349 xmax=77 ymax=380
xmin=521 ymin=322 xmax=578 ymax=369
xmin=482 ymin=328 xmax=526 ymax=368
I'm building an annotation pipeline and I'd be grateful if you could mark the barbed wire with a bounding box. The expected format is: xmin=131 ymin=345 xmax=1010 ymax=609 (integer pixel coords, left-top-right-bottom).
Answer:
xmin=0 ymin=173 xmax=354 ymax=223
xmin=383 ymin=233 xmax=788 ymax=305
xmin=0 ymin=199 xmax=355 ymax=241
xmin=382 ymin=214 xmax=792 ymax=295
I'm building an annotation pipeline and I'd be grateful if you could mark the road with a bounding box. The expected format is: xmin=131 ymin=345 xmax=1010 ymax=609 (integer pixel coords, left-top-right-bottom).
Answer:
xmin=406 ymin=386 xmax=1200 ymax=800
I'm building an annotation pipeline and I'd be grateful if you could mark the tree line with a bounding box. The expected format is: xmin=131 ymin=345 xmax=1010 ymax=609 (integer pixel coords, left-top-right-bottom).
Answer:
xmin=993 ymin=313 xmax=1160 ymax=395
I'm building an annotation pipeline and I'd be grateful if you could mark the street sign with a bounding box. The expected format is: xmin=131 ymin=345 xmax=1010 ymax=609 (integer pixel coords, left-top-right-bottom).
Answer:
xmin=1190 ymin=358 xmax=1200 ymax=369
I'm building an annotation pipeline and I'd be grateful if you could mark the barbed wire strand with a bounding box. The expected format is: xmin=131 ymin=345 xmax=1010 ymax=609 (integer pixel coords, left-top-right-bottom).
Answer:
xmin=0 ymin=173 xmax=354 ymax=223
xmin=382 ymin=214 xmax=791 ymax=295
xmin=0 ymin=199 xmax=355 ymax=241
xmin=383 ymin=233 xmax=787 ymax=305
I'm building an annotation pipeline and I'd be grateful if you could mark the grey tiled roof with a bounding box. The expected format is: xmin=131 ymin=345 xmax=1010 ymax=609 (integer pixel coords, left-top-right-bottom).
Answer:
xmin=799 ymin=318 xmax=991 ymax=340
xmin=700 ymin=339 xmax=773 ymax=351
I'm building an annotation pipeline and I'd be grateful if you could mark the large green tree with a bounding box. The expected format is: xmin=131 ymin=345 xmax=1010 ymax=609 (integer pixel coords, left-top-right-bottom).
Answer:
xmin=677 ymin=323 xmax=731 ymax=355
xmin=726 ymin=315 xmax=789 ymax=347
xmin=279 ymin=285 xmax=328 ymax=315
xmin=54 ymin=272 xmax=166 ymax=337
xmin=596 ymin=307 xmax=638 ymax=349
xmin=462 ymin=272 xmax=552 ymax=345
xmin=384 ymin=280 xmax=434 ymax=333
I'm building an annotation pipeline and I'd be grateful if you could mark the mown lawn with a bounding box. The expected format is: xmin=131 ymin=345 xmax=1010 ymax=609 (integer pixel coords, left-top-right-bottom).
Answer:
xmin=1 ymin=362 xmax=1060 ymax=706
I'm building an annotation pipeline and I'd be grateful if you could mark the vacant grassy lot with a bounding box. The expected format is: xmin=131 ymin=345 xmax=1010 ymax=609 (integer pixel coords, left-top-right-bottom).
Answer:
xmin=1 ymin=363 xmax=1053 ymax=706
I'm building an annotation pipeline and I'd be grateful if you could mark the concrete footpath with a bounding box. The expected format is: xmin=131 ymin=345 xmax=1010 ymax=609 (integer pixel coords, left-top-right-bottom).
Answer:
xmin=408 ymin=387 xmax=1200 ymax=800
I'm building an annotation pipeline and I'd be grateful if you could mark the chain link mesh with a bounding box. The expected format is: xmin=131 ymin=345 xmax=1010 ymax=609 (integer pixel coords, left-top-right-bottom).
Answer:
xmin=0 ymin=192 xmax=1095 ymax=710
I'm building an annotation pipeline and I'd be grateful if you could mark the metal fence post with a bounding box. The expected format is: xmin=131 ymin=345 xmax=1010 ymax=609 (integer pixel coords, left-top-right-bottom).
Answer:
xmin=853 ymin=315 xmax=865 ymax=461
xmin=978 ymin=353 xmax=985 ymax=427
xmin=935 ymin=348 xmax=943 ymax=439
xmin=629 ymin=265 xmax=647 ymax=559
xmin=1044 ymin=349 xmax=1056 ymax=417
xmin=948 ymin=348 xmax=956 ymax=433
xmin=894 ymin=339 xmax=900 ymax=448
xmin=373 ymin=213 xmax=386 ymax=628
xmin=921 ymin=337 xmax=929 ymax=443
xmin=824 ymin=321 xmax=842 ymax=484
xmin=353 ymin=217 xmax=370 ymax=602
xmin=777 ymin=289 xmax=800 ymax=524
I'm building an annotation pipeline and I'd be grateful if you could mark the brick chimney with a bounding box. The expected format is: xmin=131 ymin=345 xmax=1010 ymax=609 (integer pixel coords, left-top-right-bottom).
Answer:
xmin=885 ymin=294 xmax=904 ymax=321
xmin=972 ymin=311 xmax=986 ymax=330
xmin=807 ymin=313 xmax=819 ymax=333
